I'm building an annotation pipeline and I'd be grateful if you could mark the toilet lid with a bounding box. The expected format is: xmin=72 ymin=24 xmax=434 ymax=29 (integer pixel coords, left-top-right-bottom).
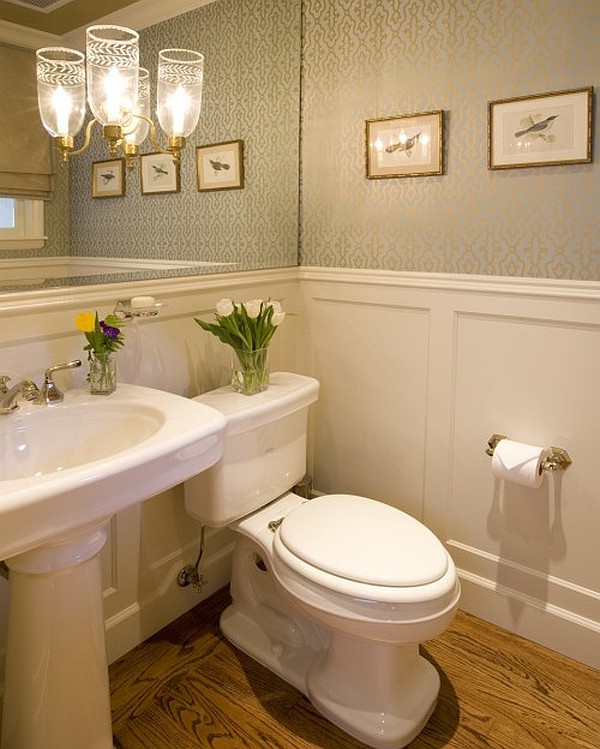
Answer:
xmin=278 ymin=494 xmax=448 ymax=587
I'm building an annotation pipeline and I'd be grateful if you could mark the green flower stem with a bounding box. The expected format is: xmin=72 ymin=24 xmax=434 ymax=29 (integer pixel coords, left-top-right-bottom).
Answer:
xmin=89 ymin=352 xmax=116 ymax=395
xmin=232 ymin=348 xmax=269 ymax=395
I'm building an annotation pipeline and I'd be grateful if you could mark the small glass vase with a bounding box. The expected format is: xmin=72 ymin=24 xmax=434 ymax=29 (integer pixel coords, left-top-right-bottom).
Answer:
xmin=88 ymin=352 xmax=117 ymax=395
xmin=231 ymin=347 xmax=269 ymax=395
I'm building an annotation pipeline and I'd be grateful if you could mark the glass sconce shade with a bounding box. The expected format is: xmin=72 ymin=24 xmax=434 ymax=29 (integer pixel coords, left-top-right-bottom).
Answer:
xmin=157 ymin=49 xmax=204 ymax=139
xmin=124 ymin=67 xmax=150 ymax=146
xmin=86 ymin=25 xmax=139 ymax=126
xmin=35 ymin=27 xmax=203 ymax=165
xmin=36 ymin=47 xmax=86 ymax=139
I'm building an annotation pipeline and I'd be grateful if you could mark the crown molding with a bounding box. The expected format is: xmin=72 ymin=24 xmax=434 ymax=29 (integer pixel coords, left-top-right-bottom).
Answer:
xmin=0 ymin=0 xmax=216 ymax=49
xmin=0 ymin=17 xmax=60 ymax=47
xmin=62 ymin=0 xmax=216 ymax=48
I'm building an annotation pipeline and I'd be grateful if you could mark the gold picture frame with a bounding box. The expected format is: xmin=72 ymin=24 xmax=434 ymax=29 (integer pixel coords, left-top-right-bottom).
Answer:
xmin=366 ymin=110 xmax=444 ymax=179
xmin=488 ymin=87 xmax=593 ymax=169
xmin=92 ymin=159 xmax=125 ymax=198
xmin=140 ymin=152 xmax=180 ymax=194
xmin=196 ymin=140 xmax=244 ymax=191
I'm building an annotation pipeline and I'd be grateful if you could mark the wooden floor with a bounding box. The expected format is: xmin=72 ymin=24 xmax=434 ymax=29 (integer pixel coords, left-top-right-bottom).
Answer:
xmin=109 ymin=587 xmax=599 ymax=749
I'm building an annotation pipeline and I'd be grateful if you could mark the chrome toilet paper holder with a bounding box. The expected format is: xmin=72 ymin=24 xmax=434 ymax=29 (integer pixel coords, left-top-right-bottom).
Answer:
xmin=485 ymin=434 xmax=572 ymax=472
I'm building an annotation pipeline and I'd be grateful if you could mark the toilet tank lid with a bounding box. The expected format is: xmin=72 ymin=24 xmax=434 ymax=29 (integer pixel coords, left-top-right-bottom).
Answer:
xmin=278 ymin=494 xmax=449 ymax=587
xmin=192 ymin=372 xmax=319 ymax=436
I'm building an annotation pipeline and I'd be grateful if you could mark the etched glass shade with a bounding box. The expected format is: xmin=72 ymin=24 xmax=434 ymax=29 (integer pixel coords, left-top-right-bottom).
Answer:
xmin=36 ymin=47 xmax=86 ymax=138
xmin=86 ymin=25 xmax=139 ymax=126
xmin=124 ymin=68 xmax=150 ymax=146
xmin=156 ymin=49 xmax=204 ymax=139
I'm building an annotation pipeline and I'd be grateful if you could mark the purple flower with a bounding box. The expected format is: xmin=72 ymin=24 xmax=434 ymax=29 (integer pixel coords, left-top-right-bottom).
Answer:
xmin=100 ymin=320 xmax=121 ymax=340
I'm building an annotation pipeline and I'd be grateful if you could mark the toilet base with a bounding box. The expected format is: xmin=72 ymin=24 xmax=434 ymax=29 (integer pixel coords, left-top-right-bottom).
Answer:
xmin=220 ymin=603 xmax=320 ymax=694
xmin=220 ymin=534 xmax=328 ymax=694
xmin=307 ymin=634 xmax=440 ymax=749
xmin=221 ymin=602 xmax=439 ymax=749
xmin=220 ymin=535 xmax=442 ymax=749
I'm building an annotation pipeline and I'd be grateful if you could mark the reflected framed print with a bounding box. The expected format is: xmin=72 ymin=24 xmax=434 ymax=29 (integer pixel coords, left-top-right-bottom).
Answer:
xmin=140 ymin=153 xmax=180 ymax=194
xmin=92 ymin=159 xmax=125 ymax=198
xmin=196 ymin=140 xmax=245 ymax=191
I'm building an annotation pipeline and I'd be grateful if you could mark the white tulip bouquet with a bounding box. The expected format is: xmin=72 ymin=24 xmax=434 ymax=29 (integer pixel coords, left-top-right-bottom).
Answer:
xmin=195 ymin=298 xmax=286 ymax=394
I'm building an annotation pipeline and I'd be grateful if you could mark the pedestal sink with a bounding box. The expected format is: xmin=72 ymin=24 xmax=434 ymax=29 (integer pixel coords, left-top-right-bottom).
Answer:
xmin=0 ymin=384 xmax=226 ymax=749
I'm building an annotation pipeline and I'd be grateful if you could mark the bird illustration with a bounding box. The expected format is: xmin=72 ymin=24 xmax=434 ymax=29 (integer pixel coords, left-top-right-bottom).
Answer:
xmin=210 ymin=159 xmax=230 ymax=172
xmin=385 ymin=133 xmax=421 ymax=156
xmin=514 ymin=115 xmax=558 ymax=139
xmin=100 ymin=172 xmax=115 ymax=184
xmin=152 ymin=164 xmax=169 ymax=177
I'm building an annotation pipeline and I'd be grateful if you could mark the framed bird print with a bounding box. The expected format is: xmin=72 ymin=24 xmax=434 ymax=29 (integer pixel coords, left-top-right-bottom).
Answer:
xmin=140 ymin=153 xmax=180 ymax=194
xmin=366 ymin=111 xmax=444 ymax=179
xmin=196 ymin=140 xmax=245 ymax=191
xmin=92 ymin=159 xmax=125 ymax=198
xmin=488 ymin=87 xmax=593 ymax=169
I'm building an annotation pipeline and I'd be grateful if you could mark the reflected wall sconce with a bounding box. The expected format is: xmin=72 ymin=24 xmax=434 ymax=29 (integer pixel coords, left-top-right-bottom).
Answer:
xmin=36 ymin=25 xmax=203 ymax=168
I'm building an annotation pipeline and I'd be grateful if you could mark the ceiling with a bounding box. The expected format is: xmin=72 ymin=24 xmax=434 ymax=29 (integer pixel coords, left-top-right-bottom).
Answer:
xmin=0 ymin=0 xmax=140 ymax=35
xmin=0 ymin=0 xmax=213 ymax=46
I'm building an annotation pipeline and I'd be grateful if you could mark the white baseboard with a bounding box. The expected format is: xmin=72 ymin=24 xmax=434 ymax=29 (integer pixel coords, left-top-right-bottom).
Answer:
xmin=105 ymin=544 xmax=234 ymax=664
xmin=457 ymin=571 xmax=600 ymax=669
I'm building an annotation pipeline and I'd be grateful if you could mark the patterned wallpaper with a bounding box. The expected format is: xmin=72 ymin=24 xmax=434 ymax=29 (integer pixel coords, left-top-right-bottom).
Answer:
xmin=300 ymin=0 xmax=599 ymax=280
xmin=66 ymin=0 xmax=301 ymax=271
xmin=22 ymin=0 xmax=600 ymax=282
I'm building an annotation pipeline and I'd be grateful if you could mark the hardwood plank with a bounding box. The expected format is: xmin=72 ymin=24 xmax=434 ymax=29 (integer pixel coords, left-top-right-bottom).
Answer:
xmin=110 ymin=588 xmax=600 ymax=749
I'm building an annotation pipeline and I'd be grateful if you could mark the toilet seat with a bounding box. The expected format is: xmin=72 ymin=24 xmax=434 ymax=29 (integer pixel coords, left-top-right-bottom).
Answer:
xmin=273 ymin=494 xmax=456 ymax=605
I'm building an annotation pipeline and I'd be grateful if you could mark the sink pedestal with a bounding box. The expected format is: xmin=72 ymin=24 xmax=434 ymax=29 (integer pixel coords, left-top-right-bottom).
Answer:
xmin=1 ymin=520 xmax=113 ymax=749
xmin=0 ymin=383 xmax=226 ymax=748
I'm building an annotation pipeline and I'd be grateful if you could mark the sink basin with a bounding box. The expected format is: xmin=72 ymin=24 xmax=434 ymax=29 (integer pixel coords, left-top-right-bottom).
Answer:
xmin=1 ymin=402 xmax=164 ymax=480
xmin=0 ymin=383 xmax=226 ymax=749
xmin=0 ymin=383 xmax=226 ymax=561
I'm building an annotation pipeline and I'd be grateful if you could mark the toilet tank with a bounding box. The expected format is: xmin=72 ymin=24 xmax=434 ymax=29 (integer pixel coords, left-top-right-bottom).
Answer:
xmin=184 ymin=372 xmax=319 ymax=527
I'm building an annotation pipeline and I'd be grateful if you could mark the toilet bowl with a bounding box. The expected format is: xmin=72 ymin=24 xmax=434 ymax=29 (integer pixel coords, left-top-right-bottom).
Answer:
xmin=185 ymin=373 xmax=460 ymax=749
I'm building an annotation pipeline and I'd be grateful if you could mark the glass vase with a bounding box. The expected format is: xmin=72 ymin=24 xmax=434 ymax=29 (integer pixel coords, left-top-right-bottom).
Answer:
xmin=231 ymin=347 xmax=269 ymax=395
xmin=88 ymin=352 xmax=117 ymax=395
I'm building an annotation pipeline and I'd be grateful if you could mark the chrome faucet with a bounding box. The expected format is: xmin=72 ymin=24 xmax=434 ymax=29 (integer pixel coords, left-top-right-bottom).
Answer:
xmin=0 ymin=378 xmax=39 ymax=414
xmin=35 ymin=360 xmax=82 ymax=405
xmin=0 ymin=359 xmax=82 ymax=414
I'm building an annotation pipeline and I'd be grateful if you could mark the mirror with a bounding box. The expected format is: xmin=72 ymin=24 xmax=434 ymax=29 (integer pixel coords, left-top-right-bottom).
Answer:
xmin=1 ymin=0 xmax=301 ymax=294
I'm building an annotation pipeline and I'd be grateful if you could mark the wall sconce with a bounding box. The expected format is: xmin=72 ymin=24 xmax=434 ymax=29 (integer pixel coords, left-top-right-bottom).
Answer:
xmin=36 ymin=25 xmax=203 ymax=168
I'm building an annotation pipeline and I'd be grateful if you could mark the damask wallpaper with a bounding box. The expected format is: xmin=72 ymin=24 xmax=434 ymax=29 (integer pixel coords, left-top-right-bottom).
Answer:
xmin=63 ymin=0 xmax=301 ymax=271
xmin=300 ymin=0 xmax=599 ymax=280
xmin=34 ymin=0 xmax=600 ymax=281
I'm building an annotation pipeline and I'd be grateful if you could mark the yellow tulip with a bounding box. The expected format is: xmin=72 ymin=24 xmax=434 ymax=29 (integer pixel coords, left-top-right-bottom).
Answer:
xmin=75 ymin=310 xmax=96 ymax=333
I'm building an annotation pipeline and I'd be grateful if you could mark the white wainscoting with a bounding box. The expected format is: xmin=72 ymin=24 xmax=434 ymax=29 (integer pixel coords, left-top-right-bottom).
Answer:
xmin=298 ymin=268 xmax=600 ymax=668
xmin=0 ymin=269 xmax=301 ymax=668
xmin=0 ymin=267 xmax=597 ymax=673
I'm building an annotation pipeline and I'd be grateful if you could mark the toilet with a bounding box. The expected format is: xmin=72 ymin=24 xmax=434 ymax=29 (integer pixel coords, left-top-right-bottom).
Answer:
xmin=184 ymin=372 xmax=460 ymax=749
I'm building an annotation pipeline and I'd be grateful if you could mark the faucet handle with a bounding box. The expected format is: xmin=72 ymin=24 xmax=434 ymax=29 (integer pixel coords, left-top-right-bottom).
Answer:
xmin=0 ymin=375 xmax=11 ymax=394
xmin=35 ymin=359 xmax=82 ymax=405
xmin=20 ymin=381 xmax=40 ymax=402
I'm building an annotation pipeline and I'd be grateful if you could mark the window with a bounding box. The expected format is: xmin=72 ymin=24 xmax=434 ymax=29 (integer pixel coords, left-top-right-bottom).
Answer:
xmin=0 ymin=198 xmax=45 ymax=250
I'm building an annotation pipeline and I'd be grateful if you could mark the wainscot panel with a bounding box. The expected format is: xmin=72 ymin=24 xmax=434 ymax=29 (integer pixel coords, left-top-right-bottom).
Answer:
xmin=0 ymin=269 xmax=301 ymax=667
xmin=298 ymin=267 xmax=600 ymax=668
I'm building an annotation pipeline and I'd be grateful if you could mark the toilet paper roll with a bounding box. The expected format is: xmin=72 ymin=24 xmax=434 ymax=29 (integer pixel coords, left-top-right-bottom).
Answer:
xmin=491 ymin=439 xmax=546 ymax=488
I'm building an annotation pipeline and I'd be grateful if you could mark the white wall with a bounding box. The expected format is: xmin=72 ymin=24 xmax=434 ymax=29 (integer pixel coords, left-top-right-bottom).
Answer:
xmin=298 ymin=268 xmax=600 ymax=668
xmin=0 ymin=267 xmax=598 ymax=675
xmin=0 ymin=269 xmax=300 ymax=665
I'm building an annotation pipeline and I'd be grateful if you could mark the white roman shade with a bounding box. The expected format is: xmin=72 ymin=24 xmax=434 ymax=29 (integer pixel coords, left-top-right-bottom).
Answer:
xmin=0 ymin=44 xmax=54 ymax=200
